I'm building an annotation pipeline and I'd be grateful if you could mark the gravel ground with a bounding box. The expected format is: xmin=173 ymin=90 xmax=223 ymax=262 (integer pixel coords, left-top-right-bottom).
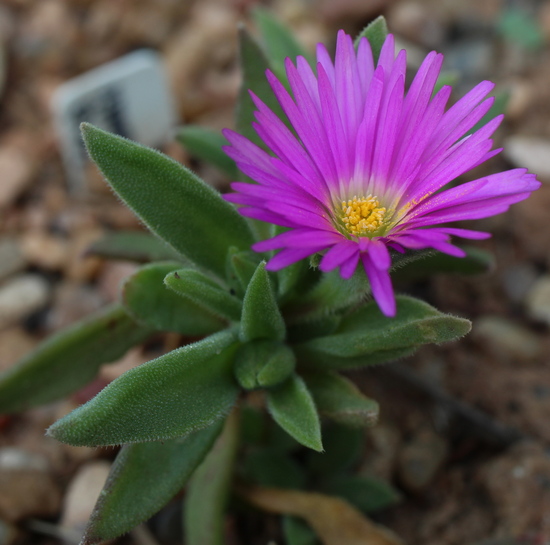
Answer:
xmin=0 ymin=1 xmax=549 ymax=544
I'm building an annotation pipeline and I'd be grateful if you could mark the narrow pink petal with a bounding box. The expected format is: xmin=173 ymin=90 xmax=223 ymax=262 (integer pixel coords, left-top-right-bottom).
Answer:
xmin=296 ymin=56 xmax=320 ymax=111
xmin=316 ymin=42 xmax=335 ymax=87
xmin=370 ymin=74 xmax=404 ymax=193
xmin=253 ymin=228 xmax=341 ymax=251
xmin=366 ymin=238 xmax=392 ymax=270
xmin=407 ymin=169 xmax=539 ymax=220
xmin=391 ymin=230 xmax=465 ymax=257
xmin=266 ymin=246 xmax=327 ymax=270
xmin=271 ymin=67 xmax=338 ymax=183
xmin=319 ymin=240 xmax=359 ymax=272
xmin=361 ymin=253 xmax=396 ymax=317
xmin=436 ymin=227 xmax=491 ymax=240
xmin=377 ymin=34 xmax=396 ymax=72
xmin=237 ymin=207 xmax=298 ymax=228
xmin=405 ymin=116 xmax=503 ymax=205
xmin=425 ymin=80 xmax=495 ymax=156
xmin=340 ymin=251 xmax=361 ymax=279
xmin=222 ymin=130 xmax=276 ymax=173
xmin=352 ymin=67 xmax=385 ymax=191
xmin=335 ymin=30 xmax=363 ymax=141
xmin=356 ymin=37 xmax=374 ymax=97
xmin=318 ymin=63 xmax=352 ymax=183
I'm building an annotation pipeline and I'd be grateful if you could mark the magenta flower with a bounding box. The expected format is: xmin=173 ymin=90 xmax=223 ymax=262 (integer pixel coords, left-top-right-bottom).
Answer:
xmin=223 ymin=31 xmax=540 ymax=316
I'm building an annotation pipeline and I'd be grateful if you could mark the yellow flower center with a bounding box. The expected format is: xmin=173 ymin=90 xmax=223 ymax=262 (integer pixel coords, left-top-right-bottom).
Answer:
xmin=340 ymin=195 xmax=387 ymax=237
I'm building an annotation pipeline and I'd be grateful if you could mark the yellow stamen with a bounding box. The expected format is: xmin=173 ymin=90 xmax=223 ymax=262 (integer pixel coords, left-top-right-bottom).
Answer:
xmin=340 ymin=195 xmax=386 ymax=236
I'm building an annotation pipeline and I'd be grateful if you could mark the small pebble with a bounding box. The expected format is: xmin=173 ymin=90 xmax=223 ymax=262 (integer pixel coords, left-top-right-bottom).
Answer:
xmin=0 ymin=274 xmax=50 ymax=329
xmin=473 ymin=315 xmax=540 ymax=360
xmin=0 ymin=447 xmax=61 ymax=522
xmin=60 ymin=460 xmax=111 ymax=541
xmin=504 ymin=136 xmax=550 ymax=182
xmin=0 ymin=238 xmax=26 ymax=284
xmin=500 ymin=263 xmax=538 ymax=304
xmin=397 ymin=428 xmax=448 ymax=492
xmin=526 ymin=275 xmax=550 ymax=325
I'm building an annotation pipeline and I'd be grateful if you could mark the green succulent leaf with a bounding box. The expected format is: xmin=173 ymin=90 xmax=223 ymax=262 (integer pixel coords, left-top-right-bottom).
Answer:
xmin=184 ymin=413 xmax=239 ymax=545
xmin=284 ymin=268 xmax=370 ymax=324
xmin=320 ymin=475 xmax=401 ymax=513
xmin=266 ymin=374 xmax=322 ymax=452
xmin=252 ymin=7 xmax=313 ymax=74
xmin=242 ymin=449 xmax=306 ymax=489
xmin=392 ymin=246 xmax=494 ymax=282
xmin=123 ymin=262 xmax=225 ymax=335
xmin=236 ymin=27 xmax=286 ymax=149
xmin=47 ymin=329 xmax=240 ymax=446
xmin=287 ymin=315 xmax=341 ymax=343
xmin=295 ymin=296 xmax=471 ymax=370
xmin=81 ymin=123 xmax=255 ymax=280
xmin=354 ymin=16 xmax=388 ymax=62
xmin=306 ymin=425 xmax=364 ymax=477
xmin=240 ymin=262 xmax=286 ymax=342
xmin=227 ymin=248 xmax=261 ymax=296
xmin=82 ymin=422 xmax=223 ymax=545
xmin=0 ymin=304 xmax=151 ymax=413
xmin=304 ymin=371 xmax=379 ymax=428
xmin=164 ymin=267 xmax=242 ymax=323
xmin=277 ymin=258 xmax=311 ymax=304
xmin=86 ymin=231 xmax=183 ymax=263
xmin=177 ymin=125 xmax=238 ymax=179
xmin=283 ymin=516 xmax=320 ymax=545
xmin=234 ymin=339 xmax=296 ymax=390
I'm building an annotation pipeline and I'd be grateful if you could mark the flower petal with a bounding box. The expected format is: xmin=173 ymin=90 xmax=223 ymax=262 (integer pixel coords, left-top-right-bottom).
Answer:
xmin=361 ymin=252 xmax=396 ymax=317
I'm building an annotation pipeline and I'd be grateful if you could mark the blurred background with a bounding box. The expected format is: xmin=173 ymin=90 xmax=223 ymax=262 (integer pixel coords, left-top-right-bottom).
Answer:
xmin=0 ymin=0 xmax=549 ymax=544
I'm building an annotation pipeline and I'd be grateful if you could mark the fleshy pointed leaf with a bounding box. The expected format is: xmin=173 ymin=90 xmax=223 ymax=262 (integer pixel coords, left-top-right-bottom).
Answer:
xmin=123 ymin=262 xmax=225 ymax=335
xmin=164 ymin=268 xmax=242 ymax=322
xmin=277 ymin=259 xmax=311 ymax=303
xmin=295 ymin=296 xmax=471 ymax=370
xmin=242 ymin=449 xmax=306 ymax=489
xmin=234 ymin=340 xmax=295 ymax=390
xmin=266 ymin=374 xmax=322 ymax=452
xmin=304 ymin=372 xmax=379 ymax=428
xmin=86 ymin=231 xmax=183 ymax=263
xmin=184 ymin=413 xmax=239 ymax=545
xmin=283 ymin=517 xmax=320 ymax=545
xmin=392 ymin=246 xmax=494 ymax=282
xmin=287 ymin=315 xmax=341 ymax=343
xmin=81 ymin=123 xmax=255 ymax=279
xmin=227 ymin=248 xmax=261 ymax=296
xmin=240 ymin=262 xmax=285 ymax=342
xmin=47 ymin=330 xmax=240 ymax=446
xmin=306 ymin=425 xmax=364 ymax=477
xmin=284 ymin=268 xmax=370 ymax=324
xmin=320 ymin=475 xmax=401 ymax=514
xmin=354 ymin=16 xmax=388 ymax=62
xmin=252 ymin=7 xmax=313 ymax=73
xmin=177 ymin=125 xmax=238 ymax=179
xmin=82 ymin=422 xmax=223 ymax=545
xmin=0 ymin=304 xmax=151 ymax=413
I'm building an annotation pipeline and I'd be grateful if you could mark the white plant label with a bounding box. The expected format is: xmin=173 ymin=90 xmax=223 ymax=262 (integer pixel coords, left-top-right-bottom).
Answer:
xmin=52 ymin=49 xmax=177 ymax=190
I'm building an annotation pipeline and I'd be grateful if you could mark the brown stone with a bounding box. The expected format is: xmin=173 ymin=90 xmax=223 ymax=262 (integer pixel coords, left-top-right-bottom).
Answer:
xmin=0 ymin=448 xmax=61 ymax=522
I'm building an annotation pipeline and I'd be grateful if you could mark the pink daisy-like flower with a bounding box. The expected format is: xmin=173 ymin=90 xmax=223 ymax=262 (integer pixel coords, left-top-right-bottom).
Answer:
xmin=223 ymin=31 xmax=540 ymax=317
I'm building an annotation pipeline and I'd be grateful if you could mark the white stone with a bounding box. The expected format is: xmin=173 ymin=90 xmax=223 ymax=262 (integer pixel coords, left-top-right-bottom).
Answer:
xmin=0 ymin=274 xmax=50 ymax=329
xmin=504 ymin=136 xmax=550 ymax=181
